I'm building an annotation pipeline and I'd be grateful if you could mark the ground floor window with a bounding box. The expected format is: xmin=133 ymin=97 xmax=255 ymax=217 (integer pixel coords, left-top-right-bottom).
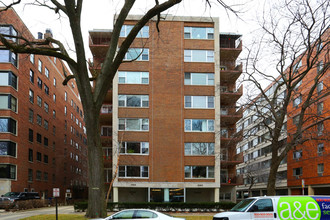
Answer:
xmin=0 ymin=164 xmax=16 ymax=179
xmin=150 ymin=188 xmax=184 ymax=202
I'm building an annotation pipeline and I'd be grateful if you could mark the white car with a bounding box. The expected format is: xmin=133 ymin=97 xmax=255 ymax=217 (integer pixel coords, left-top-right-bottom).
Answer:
xmin=93 ymin=209 xmax=186 ymax=220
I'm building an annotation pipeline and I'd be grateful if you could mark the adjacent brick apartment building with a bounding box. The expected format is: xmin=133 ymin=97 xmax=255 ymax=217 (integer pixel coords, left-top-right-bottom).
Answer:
xmin=0 ymin=9 xmax=88 ymax=200
xmin=287 ymin=29 xmax=329 ymax=195
xmin=89 ymin=15 xmax=243 ymax=202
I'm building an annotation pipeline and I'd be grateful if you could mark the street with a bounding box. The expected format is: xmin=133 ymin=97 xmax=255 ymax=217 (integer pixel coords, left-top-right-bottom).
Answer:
xmin=0 ymin=206 xmax=84 ymax=220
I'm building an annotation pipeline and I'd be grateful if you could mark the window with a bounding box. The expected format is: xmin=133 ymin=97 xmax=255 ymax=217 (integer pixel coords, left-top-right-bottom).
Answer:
xmin=0 ymin=94 xmax=17 ymax=112
xmin=30 ymin=54 xmax=34 ymax=63
xmin=44 ymin=120 xmax=48 ymax=130
xmin=184 ymin=166 xmax=214 ymax=178
xmin=44 ymin=102 xmax=49 ymax=113
xmin=53 ymin=110 xmax=56 ymax=118
xmin=30 ymin=70 xmax=34 ymax=83
xmin=0 ymin=25 xmax=18 ymax=42
xmin=118 ymin=71 xmax=149 ymax=84
xmin=294 ymin=80 xmax=302 ymax=90
xmin=38 ymin=59 xmax=42 ymax=72
xmin=293 ymin=150 xmax=302 ymax=159
xmin=0 ymin=164 xmax=16 ymax=179
xmin=53 ymin=94 xmax=56 ymax=102
xmin=111 ymin=210 xmax=135 ymax=219
xmin=0 ymin=49 xmax=17 ymax=67
xmin=36 ymin=152 xmax=42 ymax=161
xmin=119 ymin=166 xmax=148 ymax=178
xmin=0 ymin=141 xmax=16 ymax=157
xmin=36 ymin=170 xmax=42 ymax=180
xmin=29 ymin=109 xmax=33 ymax=123
xmin=29 ymin=129 xmax=33 ymax=142
xmin=44 ymin=85 xmax=49 ymax=95
xmin=317 ymin=81 xmax=323 ymax=95
xmin=0 ymin=71 xmax=17 ymax=89
xmin=36 ymin=114 xmax=42 ymax=126
xmin=120 ymin=142 xmax=149 ymax=154
xmin=120 ymin=25 xmax=149 ymax=38
xmin=45 ymin=67 xmax=49 ymax=78
xmin=317 ymin=163 xmax=324 ymax=174
xmin=184 ymin=72 xmax=214 ymax=85
xmin=317 ymin=61 xmax=324 ymax=74
xmin=101 ymin=105 xmax=112 ymax=113
xmin=293 ymin=96 xmax=302 ymax=108
xmin=118 ymin=118 xmax=149 ymax=131
xmin=37 ymin=133 xmax=42 ymax=144
xmin=185 ymin=96 xmax=214 ymax=108
xmin=185 ymin=143 xmax=214 ymax=155
xmin=29 ymin=89 xmax=34 ymax=103
xmin=37 ymin=77 xmax=43 ymax=89
xmin=28 ymin=149 xmax=33 ymax=162
xmin=184 ymin=119 xmax=214 ymax=132
xmin=44 ymin=172 xmax=48 ymax=181
xmin=124 ymin=48 xmax=149 ymax=61
xmin=317 ymin=122 xmax=324 ymax=136
xmin=184 ymin=27 xmax=214 ymax=39
xmin=317 ymin=102 xmax=323 ymax=115
xmin=118 ymin=95 xmax=149 ymax=107
xmin=0 ymin=118 xmax=16 ymax=134
xmin=293 ymin=167 xmax=302 ymax=176
xmin=101 ymin=126 xmax=112 ymax=136
xmin=65 ymin=92 xmax=67 ymax=101
xmin=53 ymin=126 xmax=56 ymax=135
xmin=53 ymin=77 xmax=56 ymax=87
xmin=37 ymin=96 xmax=42 ymax=107
xmin=28 ymin=169 xmax=33 ymax=181
xmin=293 ymin=115 xmax=299 ymax=126
xmin=248 ymin=199 xmax=274 ymax=212
xmin=184 ymin=50 xmax=214 ymax=62
xmin=318 ymin=143 xmax=324 ymax=155
xmin=44 ymin=154 xmax=48 ymax=163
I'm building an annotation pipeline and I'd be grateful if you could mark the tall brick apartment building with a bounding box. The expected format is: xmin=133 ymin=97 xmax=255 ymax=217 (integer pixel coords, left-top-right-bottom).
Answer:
xmin=89 ymin=15 xmax=242 ymax=202
xmin=0 ymin=9 xmax=88 ymax=200
xmin=287 ymin=29 xmax=329 ymax=195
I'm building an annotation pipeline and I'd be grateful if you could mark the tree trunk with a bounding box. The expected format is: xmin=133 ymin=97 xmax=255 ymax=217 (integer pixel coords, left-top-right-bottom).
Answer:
xmin=266 ymin=158 xmax=279 ymax=196
xmin=85 ymin=113 xmax=106 ymax=218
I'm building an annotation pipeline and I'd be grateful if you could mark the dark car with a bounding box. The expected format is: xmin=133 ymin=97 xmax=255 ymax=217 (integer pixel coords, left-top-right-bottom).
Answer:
xmin=0 ymin=192 xmax=40 ymax=208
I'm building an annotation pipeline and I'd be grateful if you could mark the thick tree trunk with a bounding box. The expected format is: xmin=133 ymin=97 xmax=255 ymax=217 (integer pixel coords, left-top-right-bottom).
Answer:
xmin=85 ymin=113 xmax=106 ymax=218
xmin=266 ymin=157 xmax=279 ymax=196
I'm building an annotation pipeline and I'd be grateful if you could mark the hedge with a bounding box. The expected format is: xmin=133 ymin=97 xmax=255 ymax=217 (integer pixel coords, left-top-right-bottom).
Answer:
xmin=74 ymin=201 xmax=236 ymax=212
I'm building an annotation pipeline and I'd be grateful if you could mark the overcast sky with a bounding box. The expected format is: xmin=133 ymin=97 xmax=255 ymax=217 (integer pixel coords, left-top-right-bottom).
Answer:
xmin=9 ymin=0 xmax=259 ymax=56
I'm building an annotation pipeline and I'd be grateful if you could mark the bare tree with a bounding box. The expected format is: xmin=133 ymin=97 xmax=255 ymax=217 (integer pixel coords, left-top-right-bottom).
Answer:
xmin=0 ymin=0 xmax=241 ymax=217
xmin=242 ymin=0 xmax=329 ymax=195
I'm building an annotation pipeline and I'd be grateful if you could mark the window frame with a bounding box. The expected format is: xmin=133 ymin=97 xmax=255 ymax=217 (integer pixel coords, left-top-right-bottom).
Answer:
xmin=184 ymin=50 xmax=214 ymax=62
xmin=184 ymin=119 xmax=214 ymax=132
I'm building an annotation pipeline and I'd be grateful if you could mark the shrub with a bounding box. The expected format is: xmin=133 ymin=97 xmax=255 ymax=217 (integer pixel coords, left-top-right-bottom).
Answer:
xmin=13 ymin=199 xmax=46 ymax=210
xmin=74 ymin=201 xmax=236 ymax=212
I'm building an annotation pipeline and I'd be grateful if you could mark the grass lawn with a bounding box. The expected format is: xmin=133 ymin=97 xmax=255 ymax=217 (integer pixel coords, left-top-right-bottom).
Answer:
xmin=20 ymin=214 xmax=88 ymax=220
xmin=20 ymin=214 xmax=213 ymax=220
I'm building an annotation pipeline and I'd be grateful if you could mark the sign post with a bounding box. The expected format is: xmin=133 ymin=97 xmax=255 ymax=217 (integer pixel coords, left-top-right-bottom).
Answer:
xmin=302 ymin=179 xmax=305 ymax=195
xmin=53 ymin=188 xmax=60 ymax=220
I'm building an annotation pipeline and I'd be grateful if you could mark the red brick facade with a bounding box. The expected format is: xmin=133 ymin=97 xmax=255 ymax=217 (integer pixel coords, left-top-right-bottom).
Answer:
xmin=287 ymin=29 xmax=329 ymax=195
xmin=0 ymin=9 xmax=88 ymax=200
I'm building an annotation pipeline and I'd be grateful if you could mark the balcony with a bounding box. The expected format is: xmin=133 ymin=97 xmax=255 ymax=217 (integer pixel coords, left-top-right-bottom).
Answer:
xmin=220 ymin=174 xmax=243 ymax=185
xmin=220 ymin=33 xmax=242 ymax=60
xmin=221 ymin=152 xmax=243 ymax=166
xmin=220 ymin=63 xmax=242 ymax=83
xmin=221 ymin=128 xmax=242 ymax=147
xmin=220 ymin=85 xmax=243 ymax=105
xmin=89 ymin=30 xmax=112 ymax=57
xmin=220 ymin=106 xmax=243 ymax=126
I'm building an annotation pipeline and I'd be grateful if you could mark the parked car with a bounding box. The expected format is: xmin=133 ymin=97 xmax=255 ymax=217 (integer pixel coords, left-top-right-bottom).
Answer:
xmin=0 ymin=192 xmax=40 ymax=208
xmin=213 ymin=195 xmax=330 ymax=220
xmin=92 ymin=209 xmax=186 ymax=220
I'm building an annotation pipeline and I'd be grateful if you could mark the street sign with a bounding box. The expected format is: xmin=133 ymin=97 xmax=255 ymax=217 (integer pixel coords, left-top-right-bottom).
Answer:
xmin=53 ymin=188 xmax=60 ymax=197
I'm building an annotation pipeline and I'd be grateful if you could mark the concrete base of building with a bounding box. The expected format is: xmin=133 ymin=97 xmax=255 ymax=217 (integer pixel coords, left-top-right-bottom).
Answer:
xmin=289 ymin=184 xmax=330 ymax=196
xmin=112 ymin=187 xmax=225 ymax=203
